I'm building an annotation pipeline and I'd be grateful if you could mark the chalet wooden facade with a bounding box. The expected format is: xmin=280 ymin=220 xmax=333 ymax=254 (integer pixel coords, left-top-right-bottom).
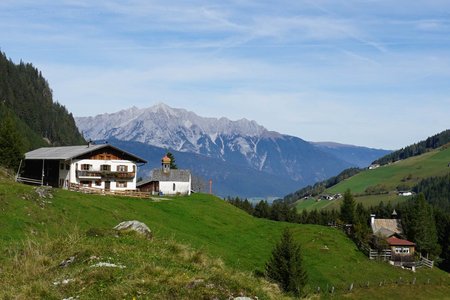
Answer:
xmin=18 ymin=144 xmax=146 ymax=191
xmin=386 ymin=236 xmax=416 ymax=265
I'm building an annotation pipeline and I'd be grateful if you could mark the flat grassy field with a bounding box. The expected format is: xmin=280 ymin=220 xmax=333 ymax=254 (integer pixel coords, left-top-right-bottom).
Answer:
xmin=327 ymin=146 xmax=450 ymax=194
xmin=1 ymin=175 xmax=448 ymax=299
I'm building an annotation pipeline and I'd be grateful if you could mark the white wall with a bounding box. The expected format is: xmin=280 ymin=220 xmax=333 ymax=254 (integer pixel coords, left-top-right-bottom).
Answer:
xmin=159 ymin=180 xmax=191 ymax=196
xmin=68 ymin=159 xmax=137 ymax=190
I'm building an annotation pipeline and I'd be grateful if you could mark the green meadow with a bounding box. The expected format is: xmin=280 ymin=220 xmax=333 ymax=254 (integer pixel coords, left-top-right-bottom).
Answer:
xmin=294 ymin=146 xmax=450 ymax=213
xmin=0 ymin=172 xmax=448 ymax=299
xmin=327 ymin=146 xmax=450 ymax=195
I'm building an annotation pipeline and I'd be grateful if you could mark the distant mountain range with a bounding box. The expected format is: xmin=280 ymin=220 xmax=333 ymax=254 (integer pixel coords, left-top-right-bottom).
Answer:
xmin=76 ymin=103 xmax=390 ymax=197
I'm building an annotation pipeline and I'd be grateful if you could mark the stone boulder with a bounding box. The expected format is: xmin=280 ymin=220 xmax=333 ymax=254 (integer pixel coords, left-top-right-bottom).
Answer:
xmin=113 ymin=220 xmax=152 ymax=239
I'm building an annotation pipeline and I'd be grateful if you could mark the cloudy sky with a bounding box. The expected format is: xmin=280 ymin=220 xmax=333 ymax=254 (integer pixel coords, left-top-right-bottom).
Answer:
xmin=1 ymin=1 xmax=450 ymax=149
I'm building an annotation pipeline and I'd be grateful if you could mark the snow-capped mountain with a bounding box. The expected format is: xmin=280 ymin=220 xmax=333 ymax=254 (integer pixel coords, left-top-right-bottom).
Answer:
xmin=75 ymin=103 xmax=386 ymax=196
xmin=77 ymin=103 xmax=271 ymax=162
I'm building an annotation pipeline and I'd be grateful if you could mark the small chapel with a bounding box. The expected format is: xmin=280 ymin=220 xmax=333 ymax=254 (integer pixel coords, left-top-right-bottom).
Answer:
xmin=137 ymin=155 xmax=191 ymax=196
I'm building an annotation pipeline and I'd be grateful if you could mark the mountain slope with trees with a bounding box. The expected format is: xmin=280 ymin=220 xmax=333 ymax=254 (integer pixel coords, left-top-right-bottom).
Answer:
xmin=373 ymin=129 xmax=450 ymax=166
xmin=0 ymin=51 xmax=84 ymax=148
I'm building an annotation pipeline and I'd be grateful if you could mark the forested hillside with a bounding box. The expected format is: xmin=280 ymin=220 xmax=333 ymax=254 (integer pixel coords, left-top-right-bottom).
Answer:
xmin=282 ymin=167 xmax=362 ymax=204
xmin=0 ymin=51 xmax=84 ymax=148
xmin=373 ymin=129 xmax=450 ymax=166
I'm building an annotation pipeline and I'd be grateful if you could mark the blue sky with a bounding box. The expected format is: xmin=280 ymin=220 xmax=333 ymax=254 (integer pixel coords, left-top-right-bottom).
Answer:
xmin=1 ymin=0 xmax=450 ymax=149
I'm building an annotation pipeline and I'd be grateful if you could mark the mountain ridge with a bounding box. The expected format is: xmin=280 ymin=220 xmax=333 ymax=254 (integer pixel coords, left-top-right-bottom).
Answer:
xmin=76 ymin=103 xmax=388 ymax=197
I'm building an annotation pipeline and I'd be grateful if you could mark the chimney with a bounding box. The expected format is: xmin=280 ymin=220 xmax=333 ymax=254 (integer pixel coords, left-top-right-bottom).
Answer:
xmin=370 ymin=214 xmax=376 ymax=225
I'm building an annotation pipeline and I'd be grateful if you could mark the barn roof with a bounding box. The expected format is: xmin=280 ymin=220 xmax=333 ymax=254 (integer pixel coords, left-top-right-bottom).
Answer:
xmin=386 ymin=236 xmax=415 ymax=246
xmin=371 ymin=218 xmax=403 ymax=238
xmin=25 ymin=144 xmax=147 ymax=163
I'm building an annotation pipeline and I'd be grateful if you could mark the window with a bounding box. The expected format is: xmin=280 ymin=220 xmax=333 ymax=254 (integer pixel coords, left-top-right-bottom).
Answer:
xmin=117 ymin=165 xmax=128 ymax=172
xmin=95 ymin=180 xmax=102 ymax=186
xmin=60 ymin=163 xmax=64 ymax=170
xmin=117 ymin=181 xmax=127 ymax=188
xmin=65 ymin=164 xmax=70 ymax=170
xmin=394 ymin=247 xmax=410 ymax=254
xmin=173 ymin=183 xmax=176 ymax=191
xmin=81 ymin=164 xmax=92 ymax=170
xmin=80 ymin=181 xmax=91 ymax=187
xmin=100 ymin=164 xmax=111 ymax=171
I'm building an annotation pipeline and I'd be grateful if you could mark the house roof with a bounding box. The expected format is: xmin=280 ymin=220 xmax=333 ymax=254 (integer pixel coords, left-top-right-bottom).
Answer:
xmin=371 ymin=218 xmax=403 ymax=238
xmin=25 ymin=144 xmax=147 ymax=163
xmin=386 ymin=236 xmax=415 ymax=246
xmin=137 ymin=169 xmax=191 ymax=186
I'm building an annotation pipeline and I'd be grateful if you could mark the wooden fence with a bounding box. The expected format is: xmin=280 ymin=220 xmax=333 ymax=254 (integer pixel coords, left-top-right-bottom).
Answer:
xmin=16 ymin=176 xmax=43 ymax=185
xmin=418 ymin=255 xmax=434 ymax=268
xmin=69 ymin=184 xmax=150 ymax=199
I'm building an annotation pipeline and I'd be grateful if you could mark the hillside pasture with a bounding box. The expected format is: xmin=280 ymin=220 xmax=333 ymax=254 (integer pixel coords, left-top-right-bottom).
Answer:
xmin=327 ymin=146 xmax=450 ymax=194
xmin=0 ymin=176 xmax=448 ymax=298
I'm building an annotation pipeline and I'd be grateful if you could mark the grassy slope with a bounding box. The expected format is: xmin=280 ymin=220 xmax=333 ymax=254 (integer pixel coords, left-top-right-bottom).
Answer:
xmin=295 ymin=146 xmax=450 ymax=212
xmin=1 ymin=175 xmax=449 ymax=299
xmin=327 ymin=146 xmax=450 ymax=194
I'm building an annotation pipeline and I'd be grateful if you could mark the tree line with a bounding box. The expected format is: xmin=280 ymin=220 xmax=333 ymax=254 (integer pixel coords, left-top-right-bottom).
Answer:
xmin=373 ymin=129 xmax=450 ymax=166
xmin=282 ymin=167 xmax=362 ymax=204
xmin=227 ymin=188 xmax=450 ymax=272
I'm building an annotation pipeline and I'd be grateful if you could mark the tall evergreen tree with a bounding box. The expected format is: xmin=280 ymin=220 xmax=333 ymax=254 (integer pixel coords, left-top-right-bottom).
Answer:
xmin=0 ymin=114 xmax=25 ymax=170
xmin=412 ymin=194 xmax=440 ymax=256
xmin=340 ymin=189 xmax=355 ymax=224
xmin=166 ymin=152 xmax=178 ymax=169
xmin=265 ymin=228 xmax=308 ymax=296
xmin=401 ymin=194 xmax=440 ymax=257
xmin=254 ymin=200 xmax=271 ymax=218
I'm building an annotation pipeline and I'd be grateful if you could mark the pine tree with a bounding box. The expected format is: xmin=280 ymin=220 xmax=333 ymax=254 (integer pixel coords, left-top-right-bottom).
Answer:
xmin=265 ymin=228 xmax=308 ymax=296
xmin=412 ymin=194 xmax=440 ymax=256
xmin=254 ymin=200 xmax=271 ymax=218
xmin=0 ymin=114 xmax=25 ymax=171
xmin=340 ymin=189 xmax=355 ymax=224
xmin=166 ymin=152 xmax=178 ymax=169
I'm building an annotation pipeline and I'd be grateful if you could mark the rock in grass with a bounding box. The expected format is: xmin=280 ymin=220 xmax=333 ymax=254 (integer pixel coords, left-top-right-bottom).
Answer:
xmin=35 ymin=186 xmax=53 ymax=198
xmin=59 ymin=256 xmax=75 ymax=268
xmin=113 ymin=220 xmax=152 ymax=239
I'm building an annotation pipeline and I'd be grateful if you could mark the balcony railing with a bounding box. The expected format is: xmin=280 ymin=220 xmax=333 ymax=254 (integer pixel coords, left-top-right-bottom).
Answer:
xmin=76 ymin=170 xmax=135 ymax=179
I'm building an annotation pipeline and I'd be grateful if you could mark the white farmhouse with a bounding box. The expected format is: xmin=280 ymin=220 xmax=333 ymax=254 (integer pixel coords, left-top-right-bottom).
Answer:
xmin=18 ymin=143 xmax=146 ymax=191
xmin=137 ymin=155 xmax=191 ymax=196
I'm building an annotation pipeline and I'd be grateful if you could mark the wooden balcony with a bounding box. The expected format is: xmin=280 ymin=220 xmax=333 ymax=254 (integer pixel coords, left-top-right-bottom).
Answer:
xmin=76 ymin=170 xmax=135 ymax=179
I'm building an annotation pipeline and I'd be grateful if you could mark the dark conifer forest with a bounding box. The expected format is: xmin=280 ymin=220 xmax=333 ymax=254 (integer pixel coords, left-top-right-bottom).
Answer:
xmin=0 ymin=51 xmax=84 ymax=147
xmin=0 ymin=51 xmax=85 ymax=169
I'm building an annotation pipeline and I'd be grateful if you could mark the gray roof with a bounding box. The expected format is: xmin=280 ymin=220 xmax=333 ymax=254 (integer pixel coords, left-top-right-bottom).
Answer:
xmin=25 ymin=144 xmax=146 ymax=163
xmin=371 ymin=219 xmax=403 ymax=238
xmin=140 ymin=169 xmax=191 ymax=184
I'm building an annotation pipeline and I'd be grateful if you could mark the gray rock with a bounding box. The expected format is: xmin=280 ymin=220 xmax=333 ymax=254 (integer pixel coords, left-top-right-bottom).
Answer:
xmin=59 ymin=256 xmax=75 ymax=268
xmin=35 ymin=186 xmax=53 ymax=199
xmin=113 ymin=220 xmax=152 ymax=239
